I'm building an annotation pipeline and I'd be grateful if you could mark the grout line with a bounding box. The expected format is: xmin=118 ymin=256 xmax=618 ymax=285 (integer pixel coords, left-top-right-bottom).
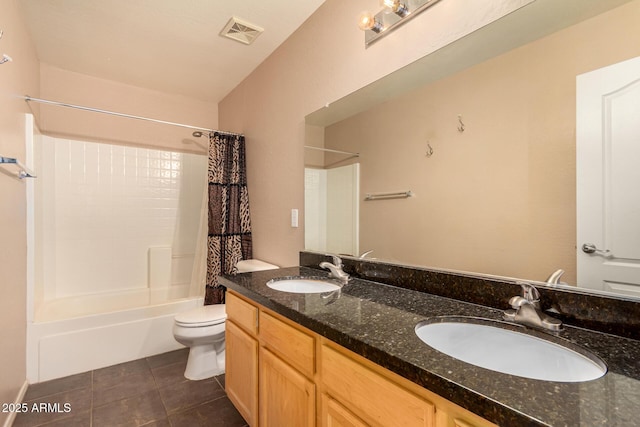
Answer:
xmin=150 ymin=363 xmax=173 ymax=422
xmin=214 ymin=374 xmax=225 ymax=391
xmin=89 ymin=369 xmax=94 ymax=427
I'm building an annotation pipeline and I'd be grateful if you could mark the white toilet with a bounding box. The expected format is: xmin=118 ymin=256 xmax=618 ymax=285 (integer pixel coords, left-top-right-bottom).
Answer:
xmin=173 ymin=259 xmax=278 ymax=380
xmin=173 ymin=304 xmax=227 ymax=380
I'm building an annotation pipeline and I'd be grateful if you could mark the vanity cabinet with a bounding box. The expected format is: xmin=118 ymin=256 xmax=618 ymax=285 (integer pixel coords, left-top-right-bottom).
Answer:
xmin=225 ymin=290 xmax=496 ymax=427
xmin=226 ymin=291 xmax=316 ymax=427
xmin=225 ymin=293 xmax=259 ymax=426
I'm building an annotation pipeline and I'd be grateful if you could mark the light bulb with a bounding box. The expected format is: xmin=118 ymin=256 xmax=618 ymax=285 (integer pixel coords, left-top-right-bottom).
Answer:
xmin=380 ymin=0 xmax=409 ymax=17
xmin=357 ymin=11 xmax=383 ymax=33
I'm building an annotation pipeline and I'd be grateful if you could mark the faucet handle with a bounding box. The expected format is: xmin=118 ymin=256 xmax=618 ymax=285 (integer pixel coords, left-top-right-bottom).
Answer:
xmin=330 ymin=255 xmax=343 ymax=267
xmin=358 ymin=250 xmax=374 ymax=259
xmin=509 ymin=296 xmax=528 ymax=309
xmin=517 ymin=282 xmax=540 ymax=307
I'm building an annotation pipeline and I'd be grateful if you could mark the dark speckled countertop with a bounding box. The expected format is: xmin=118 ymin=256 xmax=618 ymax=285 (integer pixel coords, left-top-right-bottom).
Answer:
xmin=219 ymin=266 xmax=640 ymax=427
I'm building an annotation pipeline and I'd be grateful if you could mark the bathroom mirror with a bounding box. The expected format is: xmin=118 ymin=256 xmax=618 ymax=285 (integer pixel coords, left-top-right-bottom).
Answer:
xmin=304 ymin=0 xmax=640 ymax=299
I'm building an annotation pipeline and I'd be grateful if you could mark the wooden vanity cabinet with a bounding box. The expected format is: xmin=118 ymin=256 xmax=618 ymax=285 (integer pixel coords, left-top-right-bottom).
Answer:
xmin=225 ymin=290 xmax=496 ymax=427
xmin=225 ymin=292 xmax=259 ymax=426
xmin=226 ymin=291 xmax=315 ymax=427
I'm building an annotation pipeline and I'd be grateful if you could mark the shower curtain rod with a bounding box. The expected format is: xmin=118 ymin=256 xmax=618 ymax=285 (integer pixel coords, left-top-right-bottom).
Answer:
xmin=304 ymin=145 xmax=359 ymax=157
xmin=23 ymin=95 xmax=243 ymax=137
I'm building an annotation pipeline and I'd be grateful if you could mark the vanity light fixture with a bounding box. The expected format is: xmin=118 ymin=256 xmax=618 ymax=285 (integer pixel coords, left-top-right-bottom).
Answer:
xmin=359 ymin=0 xmax=443 ymax=47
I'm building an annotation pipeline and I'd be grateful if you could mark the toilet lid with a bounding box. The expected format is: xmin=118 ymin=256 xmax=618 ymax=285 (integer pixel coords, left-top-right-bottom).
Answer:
xmin=175 ymin=304 xmax=227 ymax=327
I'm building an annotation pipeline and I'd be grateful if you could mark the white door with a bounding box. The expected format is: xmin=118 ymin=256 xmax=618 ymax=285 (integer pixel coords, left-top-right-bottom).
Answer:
xmin=326 ymin=163 xmax=360 ymax=256
xmin=576 ymin=56 xmax=640 ymax=297
xmin=304 ymin=163 xmax=360 ymax=256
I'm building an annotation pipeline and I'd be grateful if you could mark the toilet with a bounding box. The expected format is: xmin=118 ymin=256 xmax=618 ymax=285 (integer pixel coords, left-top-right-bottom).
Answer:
xmin=173 ymin=259 xmax=278 ymax=380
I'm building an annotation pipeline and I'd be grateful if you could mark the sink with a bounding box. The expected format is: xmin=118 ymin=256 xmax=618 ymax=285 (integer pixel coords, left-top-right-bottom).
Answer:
xmin=415 ymin=317 xmax=606 ymax=382
xmin=266 ymin=276 xmax=342 ymax=294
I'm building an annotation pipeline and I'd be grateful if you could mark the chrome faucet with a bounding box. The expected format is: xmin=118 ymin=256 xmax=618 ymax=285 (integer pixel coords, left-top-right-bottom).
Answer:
xmin=545 ymin=269 xmax=565 ymax=285
xmin=319 ymin=255 xmax=350 ymax=285
xmin=504 ymin=282 xmax=562 ymax=331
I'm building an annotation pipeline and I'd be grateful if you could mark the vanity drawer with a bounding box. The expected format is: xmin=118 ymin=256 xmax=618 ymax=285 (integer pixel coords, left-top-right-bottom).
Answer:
xmin=259 ymin=311 xmax=315 ymax=378
xmin=226 ymin=291 xmax=258 ymax=335
xmin=321 ymin=344 xmax=435 ymax=427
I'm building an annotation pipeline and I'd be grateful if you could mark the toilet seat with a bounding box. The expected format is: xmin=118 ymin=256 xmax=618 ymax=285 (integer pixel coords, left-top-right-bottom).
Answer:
xmin=175 ymin=304 xmax=227 ymax=328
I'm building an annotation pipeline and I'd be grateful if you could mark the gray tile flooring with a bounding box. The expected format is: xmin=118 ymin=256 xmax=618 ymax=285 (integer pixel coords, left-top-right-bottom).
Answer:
xmin=14 ymin=348 xmax=248 ymax=427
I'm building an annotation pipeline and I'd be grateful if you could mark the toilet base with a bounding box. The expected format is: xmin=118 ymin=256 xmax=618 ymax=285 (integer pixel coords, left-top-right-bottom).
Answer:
xmin=184 ymin=344 xmax=225 ymax=380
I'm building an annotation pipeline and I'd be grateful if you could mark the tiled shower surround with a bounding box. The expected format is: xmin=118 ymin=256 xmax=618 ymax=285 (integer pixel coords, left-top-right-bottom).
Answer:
xmin=35 ymin=136 xmax=207 ymax=305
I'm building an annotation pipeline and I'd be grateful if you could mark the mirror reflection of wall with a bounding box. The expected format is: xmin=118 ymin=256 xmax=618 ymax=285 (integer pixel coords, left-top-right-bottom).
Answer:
xmin=305 ymin=1 xmax=640 ymax=291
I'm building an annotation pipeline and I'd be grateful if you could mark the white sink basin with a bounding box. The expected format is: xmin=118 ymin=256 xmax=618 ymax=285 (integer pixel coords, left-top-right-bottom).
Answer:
xmin=415 ymin=319 xmax=606 ymax=382
xmin=266 ymin=277 xmax=342 ymax=294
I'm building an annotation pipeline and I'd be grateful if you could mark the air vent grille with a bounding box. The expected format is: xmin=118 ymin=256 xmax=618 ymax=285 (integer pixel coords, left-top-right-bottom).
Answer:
xmin=220 ymin=17 xmax=264 ymax=45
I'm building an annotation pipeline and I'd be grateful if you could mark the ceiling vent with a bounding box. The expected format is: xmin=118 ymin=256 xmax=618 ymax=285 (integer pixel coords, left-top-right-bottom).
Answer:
xmin=220 ymin=17 xmax=264 ymax=45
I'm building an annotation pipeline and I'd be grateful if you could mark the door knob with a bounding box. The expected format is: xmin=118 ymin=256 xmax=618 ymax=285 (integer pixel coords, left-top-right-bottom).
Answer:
xmin=582 ymin=243 xmax=611 ymax=256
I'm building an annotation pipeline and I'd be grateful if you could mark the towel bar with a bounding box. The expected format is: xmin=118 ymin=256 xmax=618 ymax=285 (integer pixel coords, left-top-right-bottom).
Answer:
xmin=364 ymin=191 xmax=412 ymax=201
xmin=0 ymin=156 xmax=36 ymax=179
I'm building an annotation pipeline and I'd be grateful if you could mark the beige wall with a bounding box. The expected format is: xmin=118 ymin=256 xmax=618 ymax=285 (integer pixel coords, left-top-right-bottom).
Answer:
xmin=324 ymin=2 xmax=640 ymax=284
xmin=0 ymin=0 xmax=40 ymax=421
xmin=38 ymin=63 xmax=218 ymax=154
xmin=219 ymin=0 xmax=534 ymax=267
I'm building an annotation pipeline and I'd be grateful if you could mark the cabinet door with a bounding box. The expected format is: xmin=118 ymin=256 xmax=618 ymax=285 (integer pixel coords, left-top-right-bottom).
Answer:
xmin=259 ymin=347 xmax=315 ymax=427
xmin=320 ymin=394 xmax=368 ymax=427
xmin=226 ymin=320 xmax=258 ymax=427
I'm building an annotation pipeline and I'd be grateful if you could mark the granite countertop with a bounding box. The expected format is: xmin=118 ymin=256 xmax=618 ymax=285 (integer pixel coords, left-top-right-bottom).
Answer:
xmin=219 ymin=266 xmax=640 ymax=427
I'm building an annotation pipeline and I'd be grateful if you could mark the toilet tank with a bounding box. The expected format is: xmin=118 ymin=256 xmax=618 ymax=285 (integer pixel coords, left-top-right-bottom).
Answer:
xmin=236 ymin=259 xmax=279 ymax=273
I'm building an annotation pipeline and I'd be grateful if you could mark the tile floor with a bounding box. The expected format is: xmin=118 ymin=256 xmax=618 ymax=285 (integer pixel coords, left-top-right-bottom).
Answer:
xmin=13 ymin=348 xmax=248 ymax=427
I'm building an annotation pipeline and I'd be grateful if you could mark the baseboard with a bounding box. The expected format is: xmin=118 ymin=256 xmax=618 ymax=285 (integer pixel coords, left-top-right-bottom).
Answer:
xmin=3 ymin=380 xmax=29 ymax=427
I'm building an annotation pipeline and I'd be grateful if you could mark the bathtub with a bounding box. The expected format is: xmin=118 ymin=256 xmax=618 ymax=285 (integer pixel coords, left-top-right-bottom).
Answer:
xmin=26 ymin=289 xmax=203 ymax=383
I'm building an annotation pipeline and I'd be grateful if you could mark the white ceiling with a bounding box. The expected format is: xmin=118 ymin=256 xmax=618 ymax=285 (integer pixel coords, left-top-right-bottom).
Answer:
xmin=19 ymin=0 xmax=326 ymax=103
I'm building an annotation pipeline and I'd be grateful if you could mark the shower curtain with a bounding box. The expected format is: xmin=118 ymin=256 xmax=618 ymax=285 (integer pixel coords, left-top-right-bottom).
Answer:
xmin=205 ymin=132 xmax=253 ymax=305
xmin=189 ymin=184 xmax=208 ymax=299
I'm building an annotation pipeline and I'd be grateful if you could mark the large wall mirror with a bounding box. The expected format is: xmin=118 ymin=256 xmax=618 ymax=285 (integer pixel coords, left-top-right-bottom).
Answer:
xmin=304 ymin=0 xmax=640 ymax=299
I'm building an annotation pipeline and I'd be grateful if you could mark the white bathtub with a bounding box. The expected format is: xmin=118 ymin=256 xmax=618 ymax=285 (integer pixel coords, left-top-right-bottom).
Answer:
xmin=27 ymin=290 xmax=203 ymax=383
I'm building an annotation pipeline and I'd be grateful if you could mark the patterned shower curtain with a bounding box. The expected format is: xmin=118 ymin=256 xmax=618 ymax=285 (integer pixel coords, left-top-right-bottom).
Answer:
xmin=205 ymin=132 xmax=252 ymax=305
